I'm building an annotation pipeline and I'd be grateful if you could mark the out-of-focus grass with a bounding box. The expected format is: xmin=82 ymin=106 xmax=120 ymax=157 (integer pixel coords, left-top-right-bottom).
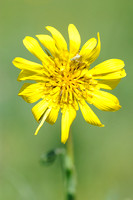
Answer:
xmin=0 ymin=0 xmax=133 ymax=199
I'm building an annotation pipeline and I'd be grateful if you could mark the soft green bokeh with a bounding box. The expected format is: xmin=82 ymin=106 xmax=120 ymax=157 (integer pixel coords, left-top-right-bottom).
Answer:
xmin=0 ymin=0 xmax=133 ymax=199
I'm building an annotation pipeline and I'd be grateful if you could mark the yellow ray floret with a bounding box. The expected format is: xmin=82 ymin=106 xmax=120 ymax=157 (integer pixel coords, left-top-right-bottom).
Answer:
xmin=13 ymin=24 xmax=126 ymax=143
xmin=79 ymin=32 xmax=101 ymax=63
xmin=79 ymin=100 xmax=104 ymax=127
xmin=61 ymin=105 xmax=76 ymax=144
xmin=36 ymin=35 xmax=59 ymax=57
xmin=68 ymin=24 xmax=81 ymax=57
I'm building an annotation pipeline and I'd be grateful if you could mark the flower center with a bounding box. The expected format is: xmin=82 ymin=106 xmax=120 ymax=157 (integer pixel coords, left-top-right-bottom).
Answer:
xmin=43 ymin=58 xmax=98 ymax=109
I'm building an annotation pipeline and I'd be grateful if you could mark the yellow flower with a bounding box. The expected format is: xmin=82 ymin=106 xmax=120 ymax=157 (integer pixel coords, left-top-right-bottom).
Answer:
xmin=13 ymin=24 xmax=126 ymax=143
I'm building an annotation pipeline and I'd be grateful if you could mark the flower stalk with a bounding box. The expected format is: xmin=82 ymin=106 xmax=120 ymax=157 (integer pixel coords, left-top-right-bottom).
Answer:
xmin=63 ymin=131 xmax=76 ymax=200
xmin=40 ymin=131 xmax=77 ymax=200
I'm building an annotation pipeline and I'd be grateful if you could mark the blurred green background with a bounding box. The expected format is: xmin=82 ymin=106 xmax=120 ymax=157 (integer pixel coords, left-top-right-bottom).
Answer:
xmin=0 ymin=0 xmax=133 ymax=199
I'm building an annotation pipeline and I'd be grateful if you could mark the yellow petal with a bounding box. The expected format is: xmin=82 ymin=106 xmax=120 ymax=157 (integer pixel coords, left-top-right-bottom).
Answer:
xmin=68 ymin=24 xmax=81 ymax=57
xmin=97 ymin=79 xmax=121 ymax=90
xmin=79 ymin=100 xmax=104 ymax=127
xmin=18 ymin=83 xmax=44 ymax=103
xmin=34 ymin=108 xmax=51 ymax=135
xmin=46 ymin=106 xmax=60 ymax=124
xmin=36 ymin=35 xmax=59 ymax=57
xmin=88 ymin=32 xmax=101 ymax=64
xmin=23 ymin=36 xmax=53 ymax=64
xmin=92 ymin=90 xmax=121 ymax=111
xmin=90 ymin=59 xmax=125 ymax=75
xmin=46 ymin=26 xmax=67 ymax=51
xmin=17 ymin=70 xmax=44 ymax=81
xmin=61 ymin=105 xmax=76 ymax=144
xmin=93 ymin=69 xmax=126 ymax=80
xmin=80 ymin=38 xmax=97 ymax=60
xmin=80 ymin=33 xmax=100 ymax=63
xmin=13 ymin=57 xmax=51 ymax=77
xmin=32 ymin=99 xmax=49 ymax=122
xmin=12 ymin=57 xmax=43 ymax=72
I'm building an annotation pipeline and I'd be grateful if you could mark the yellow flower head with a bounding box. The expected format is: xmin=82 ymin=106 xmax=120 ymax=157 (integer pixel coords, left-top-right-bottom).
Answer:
xmin=13 ymin=24 xmax=126 ymax=143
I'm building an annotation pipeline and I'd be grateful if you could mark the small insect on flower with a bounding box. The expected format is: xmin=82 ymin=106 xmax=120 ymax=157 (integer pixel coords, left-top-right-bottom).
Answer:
xmin=70 ymin=54 xmax=81 ymax=61
xmin=13 ymin=24 xmax=126 ymax=143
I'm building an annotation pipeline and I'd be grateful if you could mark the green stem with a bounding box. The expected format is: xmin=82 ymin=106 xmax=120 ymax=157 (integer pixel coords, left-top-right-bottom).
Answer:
xmin=63 ymin=131 xmax=77 ymax=200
